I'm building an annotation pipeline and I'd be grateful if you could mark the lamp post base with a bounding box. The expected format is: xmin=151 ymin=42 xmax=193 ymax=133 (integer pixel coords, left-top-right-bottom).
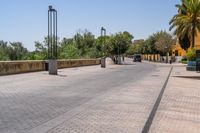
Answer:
xmin=117 ymin=56 xmax=122 ymax=64
xmin=101 ymin=57 xmax=106 ymax=68
xmin=48 ymin=59 xmax=58 ymax=75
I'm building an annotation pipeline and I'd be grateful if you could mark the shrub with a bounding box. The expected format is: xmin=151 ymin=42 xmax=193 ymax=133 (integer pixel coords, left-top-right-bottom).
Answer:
xmin=181 ymin=56 xmax=187 ymax=61
xmin=181 ymin=60 xmax=188 ymax=64
xmin=187 ymin=48 xmax=196 ymax=61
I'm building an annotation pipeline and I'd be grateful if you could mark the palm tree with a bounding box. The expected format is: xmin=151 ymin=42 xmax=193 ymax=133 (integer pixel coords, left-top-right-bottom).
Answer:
xmin=169 ymin=0 xmax=200 ymax=48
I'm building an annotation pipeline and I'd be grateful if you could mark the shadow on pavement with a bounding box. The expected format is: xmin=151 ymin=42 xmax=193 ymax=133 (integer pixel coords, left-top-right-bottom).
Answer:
xmin=120 ymin=63 xmax=136 ymax=65
xmin=173 ymin=76 xmax=200 ymax=80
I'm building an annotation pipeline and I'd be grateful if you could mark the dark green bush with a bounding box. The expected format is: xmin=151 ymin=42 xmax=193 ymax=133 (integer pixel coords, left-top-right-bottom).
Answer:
xmin=181 ymin=60 xmax=187 ymax=64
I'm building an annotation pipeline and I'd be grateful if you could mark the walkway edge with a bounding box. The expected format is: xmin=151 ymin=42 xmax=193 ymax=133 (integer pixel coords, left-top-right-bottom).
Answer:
xmin=141 ymin=66 xmax=173 ymax=133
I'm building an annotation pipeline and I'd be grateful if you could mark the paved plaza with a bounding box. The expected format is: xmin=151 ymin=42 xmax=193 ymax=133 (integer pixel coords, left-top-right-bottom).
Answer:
xmin=149 ymin=65 xmax=200 ymax=133
xmin=0 ymin=60 xmax=199 ymax=133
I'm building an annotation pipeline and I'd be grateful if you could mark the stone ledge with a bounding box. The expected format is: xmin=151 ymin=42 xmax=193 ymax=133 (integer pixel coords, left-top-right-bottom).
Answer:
xmin=0 ymin=59 xmax=100 ymax=76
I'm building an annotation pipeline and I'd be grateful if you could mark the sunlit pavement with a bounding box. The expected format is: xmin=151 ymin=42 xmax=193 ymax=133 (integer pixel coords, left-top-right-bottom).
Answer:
xmin=0 ymin=59 xmax=172 ymax=133
xmin=149 ymin=65 xmax=200 ymax=133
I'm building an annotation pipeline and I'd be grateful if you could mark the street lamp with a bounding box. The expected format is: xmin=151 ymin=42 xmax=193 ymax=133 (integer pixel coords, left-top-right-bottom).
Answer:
xmin=48 ymin=5 xmax=58 ymax=75
xmin=101 ymin=27 xmax=106 ymax=68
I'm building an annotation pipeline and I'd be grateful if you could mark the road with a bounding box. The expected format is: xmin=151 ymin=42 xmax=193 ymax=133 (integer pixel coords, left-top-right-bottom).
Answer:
xmin=0 ymin=59 xmax=171 ymax=133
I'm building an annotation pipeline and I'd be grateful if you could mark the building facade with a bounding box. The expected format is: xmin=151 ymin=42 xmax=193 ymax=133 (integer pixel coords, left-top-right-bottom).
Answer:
xmin=172 ymin=32 xmax=200 ymax=57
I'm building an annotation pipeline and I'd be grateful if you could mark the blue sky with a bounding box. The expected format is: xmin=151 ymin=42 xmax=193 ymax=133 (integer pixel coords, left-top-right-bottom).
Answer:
xmin=0 ymin=0 xmax=180 ymax=51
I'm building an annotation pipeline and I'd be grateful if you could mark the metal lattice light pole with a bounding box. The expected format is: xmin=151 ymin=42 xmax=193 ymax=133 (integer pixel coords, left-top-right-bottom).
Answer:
xmin=101 ymin=27 xmax=106 ymax=68
xmin=48 ymin=5 xmax=58 ymax=75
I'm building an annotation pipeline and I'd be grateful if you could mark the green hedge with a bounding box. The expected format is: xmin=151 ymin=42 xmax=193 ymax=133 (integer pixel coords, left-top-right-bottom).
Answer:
xmin=181 ymin=60 xmax=188 ymax=64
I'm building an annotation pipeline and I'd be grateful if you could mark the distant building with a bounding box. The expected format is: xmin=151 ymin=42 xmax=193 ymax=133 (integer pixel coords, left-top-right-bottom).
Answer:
xmin=132 ymin=39 xmax=144 ymax=45
xmin=172 ymin=32 xmax=200 ymax=57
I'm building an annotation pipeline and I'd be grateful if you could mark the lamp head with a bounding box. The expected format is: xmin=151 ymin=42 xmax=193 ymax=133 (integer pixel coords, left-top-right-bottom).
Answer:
xmin=49 ymin=5 xmax=53 ymax=10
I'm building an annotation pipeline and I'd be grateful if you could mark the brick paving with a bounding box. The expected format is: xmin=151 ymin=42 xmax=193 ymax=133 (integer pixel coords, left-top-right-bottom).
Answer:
xmin=2 ymin=61 xmax=199 ymax=133
xmin=149 ymin=65 xmax=200 ymax=133
xmin=0 ymin=61 xmax=171 ymax=133
xmin=30 ymin=66 xmax=170 ymax=133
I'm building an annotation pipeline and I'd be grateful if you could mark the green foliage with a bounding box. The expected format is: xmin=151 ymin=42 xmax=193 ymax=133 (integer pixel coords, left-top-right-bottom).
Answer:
xmin=181 ymin=60 xmax=188 ymax=64
xmin=0 ymin=48 xmax=9 ymax=60
xmin=155 ymin=31 xmax=175 ymax=55
xmin=126 ymin=31 xmax=175 ymax=56
xmin=0 ymin=29 xmax=134 ymax=60
xmin=126 ymin=41 xmax=145 ymax=55
xmin=170 ymin=0 xmax=200 ymax=48
xmin=0 ymin=40 xmax=9 ymax=60
xmin=73 ymin=30 xmax=95 ymax=57
xmin=33 ymin=41 xmax=48 ymax=60
xmin=181 ymin=56 xmax=187 ymax=61
xmin=145 ymin=35 xmax=158 ymax=54
xmin=0 ymin=41 xmax=29 ymax=60
xmin=181 ymin=56 xmax=188 ymax=64
xmin=126 ymin=45 xmax=136 ymax=55
xmin=0 ymin=29 xmax=177 ymax=61
xmin=187 ymin=48 xmax=196 ymax=61
xmin=109 ymin=31 xmax=133 ymax=55
xmin=60 ymin=44 xmax=80 ymax=59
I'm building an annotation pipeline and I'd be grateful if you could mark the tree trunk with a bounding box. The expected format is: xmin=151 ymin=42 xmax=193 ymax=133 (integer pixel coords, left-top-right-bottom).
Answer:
xmin=192 ymin=22 xmax=195 ymax=48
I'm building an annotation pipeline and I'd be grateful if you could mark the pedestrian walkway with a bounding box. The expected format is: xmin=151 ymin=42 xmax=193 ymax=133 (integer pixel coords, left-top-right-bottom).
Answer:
xmin=29 ymin=65 xmax=171 ymax=133
xmin=149 ymin=65 xmax=200 ymax=133
xmin=2 ymin=60 xmax=198 ymax=133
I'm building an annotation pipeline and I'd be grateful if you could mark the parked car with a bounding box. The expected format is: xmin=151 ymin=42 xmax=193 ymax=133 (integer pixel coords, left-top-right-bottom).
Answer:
xmin=133 ymin=54 xmax=142 ymax=62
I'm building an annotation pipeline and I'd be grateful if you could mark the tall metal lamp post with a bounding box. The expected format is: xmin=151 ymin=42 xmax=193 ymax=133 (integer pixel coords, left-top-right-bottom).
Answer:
xmin=48 ymin=5 xmax=58 ymax=75
xmin=101 ymin=27 xmax=106 ymax=68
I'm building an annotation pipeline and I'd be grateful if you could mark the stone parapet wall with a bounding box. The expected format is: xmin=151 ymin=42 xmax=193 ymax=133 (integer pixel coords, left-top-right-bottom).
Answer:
xmin=0 ymin=59 xmax=100 ymax=76
xmin=0 ymin=61 xmax=46 ymax=75
xmin=57 ymin=59 xmax=100 ymax=69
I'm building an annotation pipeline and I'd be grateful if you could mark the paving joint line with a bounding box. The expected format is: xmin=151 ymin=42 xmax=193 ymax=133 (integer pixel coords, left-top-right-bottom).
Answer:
xmin=141 ymin=66 xmax=173 ymax=133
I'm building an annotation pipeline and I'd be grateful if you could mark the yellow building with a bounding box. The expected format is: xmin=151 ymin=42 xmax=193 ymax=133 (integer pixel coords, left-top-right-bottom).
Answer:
xmin=172 ymin=32 xmax=200 ymax=56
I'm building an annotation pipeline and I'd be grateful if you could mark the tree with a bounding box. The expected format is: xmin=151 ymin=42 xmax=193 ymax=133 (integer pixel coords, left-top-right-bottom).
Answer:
xmin=126 ymin=45 xmax=137 ymax=55
xmin=155 ymin=31 xmax=175 ymax=62
xmin=95 ymin=35 xmax=111 ymax=57
xmin=169 ymin=0 xmax=200 ymax=48
xmin=0 ymin=40 xmax=9 ymax=60
xmin=60 ymin=44 xmax=80 ymax=59
xmin=8 ymin=42 xmax=28 ymax=60
xmin=109 ymin=31 xmax=133 ymax=55
xmin=145 ymin=35 xmax=159 ymax=55
xmin=136 ymin=35 xmax=160 ymax=61
xmin=126 ymin=41 xmax=145 ymax=55
xmin=0 ymin=30 xmax=135 ymax=60
xmin=31 ymin=41 xmax=48 ymax=60
xmin=73 ymin=30 xmax=96 ymax=57
xmin=155 ymin=31 xmax=175 ymax=55
xmin=59 ymin=38 xmax=80 ymax=59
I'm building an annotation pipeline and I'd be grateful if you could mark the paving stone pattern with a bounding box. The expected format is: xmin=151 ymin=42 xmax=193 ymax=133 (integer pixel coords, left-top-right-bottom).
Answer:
xmin=0 ymin=62 xmax=171 ymax=133
xmin=149 ymin=66 xmax=200 ymax=133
